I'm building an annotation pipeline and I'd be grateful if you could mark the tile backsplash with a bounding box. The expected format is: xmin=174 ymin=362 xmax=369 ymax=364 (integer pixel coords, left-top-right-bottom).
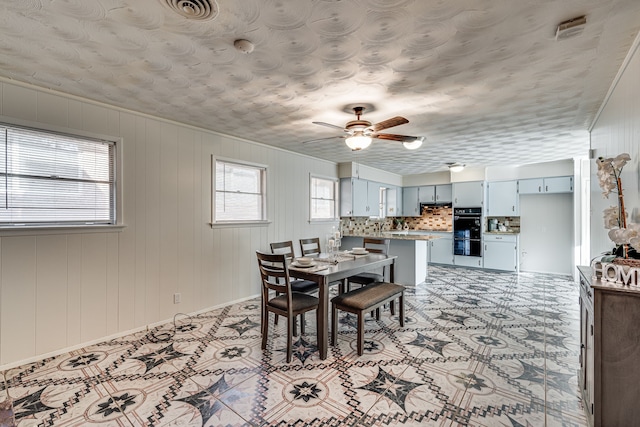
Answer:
xmin=342 ymin=206 xmax=453 ymax=234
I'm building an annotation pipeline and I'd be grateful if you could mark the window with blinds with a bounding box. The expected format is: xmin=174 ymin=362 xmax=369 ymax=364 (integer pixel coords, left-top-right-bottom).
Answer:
xmin=0 ymin=124 xmax=116 ymax=226
xmin=310 ymin=176 xmax=338 ymax=221
xmin=214 ymin=159 xmax=266 ymax=222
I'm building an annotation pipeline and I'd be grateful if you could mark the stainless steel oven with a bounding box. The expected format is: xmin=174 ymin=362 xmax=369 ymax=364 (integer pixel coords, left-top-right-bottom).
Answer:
xmin=453 ymin=207 xmax=482 ymax=257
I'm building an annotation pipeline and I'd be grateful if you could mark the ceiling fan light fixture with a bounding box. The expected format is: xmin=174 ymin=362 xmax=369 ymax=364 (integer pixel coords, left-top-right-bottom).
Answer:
xmin=345 ymin=134 xmax=372 ymax=151
xmin=448 ymin=163 xmax=465 ymax=173
xmin=402 ymin=137 xmax=424 ymax=150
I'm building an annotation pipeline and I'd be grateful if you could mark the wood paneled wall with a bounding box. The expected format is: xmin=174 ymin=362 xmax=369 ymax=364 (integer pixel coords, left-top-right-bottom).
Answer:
xmin=590 ymin=36 xmax=640 ymax=258
xmin=0 ymin=81 xmax=338 ymax=366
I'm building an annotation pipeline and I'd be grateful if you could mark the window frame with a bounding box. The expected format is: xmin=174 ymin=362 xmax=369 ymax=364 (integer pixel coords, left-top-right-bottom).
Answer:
xmin=309 ymin=174 xmax=339 ymax=222
xmin=211 ymin=156 xmax=268 ymax=226
xmin=0 ymin=118 xmax=122 ymax=234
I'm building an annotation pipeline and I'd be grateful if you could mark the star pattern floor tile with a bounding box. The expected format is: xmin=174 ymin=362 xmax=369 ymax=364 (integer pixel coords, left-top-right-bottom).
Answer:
xmin=0 ymin=265 xmax=588 ymax=426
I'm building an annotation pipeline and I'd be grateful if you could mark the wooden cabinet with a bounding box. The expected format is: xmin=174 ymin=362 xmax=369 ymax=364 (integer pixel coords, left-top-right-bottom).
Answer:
xmin=435 ymin=184 xmax=452 ymax=203
xmin=486 ymin=180 xmax=519 ymax=216
xmin=578 ymin=266 xmax=640 ymax=427
xmin=429 ymin=233 xmax=454 ymax=265
xmin=578 ymin=267 xmax=594 ymax=426
xmin=519 ymin=176 xmax=573 ymax=194
xmin=402 ymin=186 xmax=420 ymax=216
xmin=386 ymin=185 xmax=401 ymax=217
xmin=483 ymin=234 xmax=518 ymax=271
xmin=340 ymin=178 xmax=383 ymax=217
xmin=418 ymin=185 xmax=435 ymax=203
xmin=453 ymin=181 xmax=484 ymax=207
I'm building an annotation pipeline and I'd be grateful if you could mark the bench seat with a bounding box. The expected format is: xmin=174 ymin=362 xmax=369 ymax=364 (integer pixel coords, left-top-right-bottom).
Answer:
xmin=331 ymin=282 xmax=405 ymax=356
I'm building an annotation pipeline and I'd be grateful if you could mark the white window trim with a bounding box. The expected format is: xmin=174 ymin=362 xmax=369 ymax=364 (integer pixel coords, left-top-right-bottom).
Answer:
xmin=0 ymin=116 xmax=123 ymax=234
xmin=309 ymin=174 xmax=339 ymax=223
xmin=210 ymin=156 xmax=268 ymax=227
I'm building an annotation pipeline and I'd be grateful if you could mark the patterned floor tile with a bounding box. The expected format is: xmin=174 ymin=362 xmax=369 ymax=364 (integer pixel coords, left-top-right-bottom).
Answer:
xmin=0 ymin=267 xmax=589 ymax=426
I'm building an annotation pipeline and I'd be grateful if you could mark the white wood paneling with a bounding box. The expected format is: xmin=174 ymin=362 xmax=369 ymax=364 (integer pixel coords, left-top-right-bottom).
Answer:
xmin=36 ymin=92 xmax=69 ymax=126
xmin=35 ymin=235 xmax=68 ymax=355
xmin=1 ymin=237 xmax=37 ymax=362
xmin=2 ymin=84 xmax=37 ymax=121
xmin=0 ymin=80 xmax=339 ymax=366
xmin=590 ymin=36 xmax=640 ymax=258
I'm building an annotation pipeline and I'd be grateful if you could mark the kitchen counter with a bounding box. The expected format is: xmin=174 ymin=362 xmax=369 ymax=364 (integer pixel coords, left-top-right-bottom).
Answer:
xmin=484 ymin=231 xmax=520 ymax=235
xmin=344 ymin=230 xmax=450 ymax=241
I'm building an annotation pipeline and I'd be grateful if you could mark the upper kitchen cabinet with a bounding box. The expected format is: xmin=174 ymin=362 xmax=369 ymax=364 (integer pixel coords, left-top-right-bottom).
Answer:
xmin=519 ymin=176 xmax=573 ymax=194
xmin=486 ymin=180 xmax=519 ymax=216
xmin=402 ymin=186 xmax=420 ymax=216
xmin=386 ymin=185 xmax=402 ymax=217
xmin=435 ymin=184 xmax=452 ymax=203
xmin=453 ymin=181 xmax=484 ymax=207
xmin=340 ymin=178 xmax=384 ymax=217
xmin=417 ymin=184 xmax=452 ymax=204
xmin=418 ymin=185 xmax=435 ymax=203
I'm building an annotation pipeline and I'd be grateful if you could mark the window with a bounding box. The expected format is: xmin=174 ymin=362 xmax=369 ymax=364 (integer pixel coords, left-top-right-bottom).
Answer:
xmin=0 ymin=124 xmax=116 ymax=226
xmin=214 ymin=159 xmax=266 ymax=222
xmin=310 ymin=176 xmax=338 ymax=221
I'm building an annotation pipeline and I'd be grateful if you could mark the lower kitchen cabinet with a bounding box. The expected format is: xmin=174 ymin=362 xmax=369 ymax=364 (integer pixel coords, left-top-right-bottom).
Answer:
xmin=429 ymin=233 xmax=453 ymax=265
xmin=483 ymin=234 xmax=518 ymax=271
xmin=578 ymin=267 xmax=594 ymax=426
xmin=578 ymin=266 xmax=640 ymax=427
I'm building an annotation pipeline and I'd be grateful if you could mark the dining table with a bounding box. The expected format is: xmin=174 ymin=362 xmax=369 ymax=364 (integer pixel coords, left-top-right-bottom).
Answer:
xmin=289 ymin=252 xmax=397 ymax=359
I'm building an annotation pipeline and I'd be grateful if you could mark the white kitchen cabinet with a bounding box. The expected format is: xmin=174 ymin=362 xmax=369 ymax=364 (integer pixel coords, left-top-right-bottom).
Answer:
xmin=435 ymin=184 xmax=452 ymax=203
xmin=418 ymin=185 xmax=435 ymax=203
xmin=453 ymin=181 xmax=484 ymax=207
xmin=486 ymin=180 xmax=519 ymax=216
xmin=340 ymin=178 xmax=383 ymax=217
xmin=402 ymin=186 xmax=420 ymax=216
xmin=518 ymin=176 xmax=573 ymax=194
xmin=386 ymin=185 xmax=402 ymax=217
xmin=429 ymin=233 xmax=454 ymax=265
xmin=483 ymin=234 xmax=518 ymax=271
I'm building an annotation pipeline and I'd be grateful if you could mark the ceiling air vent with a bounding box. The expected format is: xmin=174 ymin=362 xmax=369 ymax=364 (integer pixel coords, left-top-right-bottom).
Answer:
xmin=162 ymin=0 xmax=218 ymax=20
xmin=555 ymin=16 xmax=586 ymax=41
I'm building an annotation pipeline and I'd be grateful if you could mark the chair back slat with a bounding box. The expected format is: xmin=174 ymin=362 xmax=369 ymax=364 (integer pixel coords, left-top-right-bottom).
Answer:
xmin=363 ymin=237 xmax=390 ymax=255
xmin=256 ymin=251 xmax=291 ymax=294
xmin=300 ymin=237 xmax=321 ymax=256
xmin=270 ymin=241 xmax=295 ymax=259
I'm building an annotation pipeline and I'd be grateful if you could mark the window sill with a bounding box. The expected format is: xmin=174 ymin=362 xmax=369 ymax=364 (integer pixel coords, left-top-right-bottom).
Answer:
xmin=0 ymin=224 xmax=126 ymax=236
xmin=309 ymin=219 xmax=340 ymax=224
xmin=210 ymin=220 xmax=271 ymax=229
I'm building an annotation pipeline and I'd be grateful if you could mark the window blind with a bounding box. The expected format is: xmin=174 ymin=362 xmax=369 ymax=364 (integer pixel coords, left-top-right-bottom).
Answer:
xmin=0 ymin=125 xmax=115 ymax=225
xmin=215 ymin=160 xmax=265 ymax=222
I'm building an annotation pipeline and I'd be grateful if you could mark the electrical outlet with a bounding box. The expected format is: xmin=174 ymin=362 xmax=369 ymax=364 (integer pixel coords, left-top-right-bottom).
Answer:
xmin=173 ymin=293 xmax=181 ymax=304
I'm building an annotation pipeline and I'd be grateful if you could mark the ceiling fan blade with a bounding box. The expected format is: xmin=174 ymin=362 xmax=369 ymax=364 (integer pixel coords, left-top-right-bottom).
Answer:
xmin=369 ymin=116 xmax=409 ymax=132
xmin=373 ymin=133 xmax=423 ymax=143
xmin=301 ymin=136 xmax=343 ymax=144
xmin=312 ymin=121 xmax=345 ymax=131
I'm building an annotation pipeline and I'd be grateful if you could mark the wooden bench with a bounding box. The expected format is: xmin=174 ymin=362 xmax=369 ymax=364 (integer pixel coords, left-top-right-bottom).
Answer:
xmin=331 ymin=282 xmax=405 ymax=356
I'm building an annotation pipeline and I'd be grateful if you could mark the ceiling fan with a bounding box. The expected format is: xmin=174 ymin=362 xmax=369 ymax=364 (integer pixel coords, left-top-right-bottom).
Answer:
xmin=304 ymin=106 xmax=424 ymax=151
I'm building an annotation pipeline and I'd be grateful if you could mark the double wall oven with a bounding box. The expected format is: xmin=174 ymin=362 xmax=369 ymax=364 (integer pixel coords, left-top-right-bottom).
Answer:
xmin=453 ymin=207 xmax=482 ymax=257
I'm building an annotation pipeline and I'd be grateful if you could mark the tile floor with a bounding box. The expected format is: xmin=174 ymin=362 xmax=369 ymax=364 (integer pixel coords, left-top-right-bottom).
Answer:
xmin=0 ymin=265 xmax=588 ymax=426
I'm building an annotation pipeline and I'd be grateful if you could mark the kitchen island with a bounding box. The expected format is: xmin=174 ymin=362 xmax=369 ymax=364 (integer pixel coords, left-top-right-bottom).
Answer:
xmin=341 ymin=230 xmax=448 ymax=286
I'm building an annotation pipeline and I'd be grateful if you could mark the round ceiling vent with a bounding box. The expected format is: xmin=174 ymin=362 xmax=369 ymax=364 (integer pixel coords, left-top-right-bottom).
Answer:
xmin=162 ymin=0 xmax=218 ymax=21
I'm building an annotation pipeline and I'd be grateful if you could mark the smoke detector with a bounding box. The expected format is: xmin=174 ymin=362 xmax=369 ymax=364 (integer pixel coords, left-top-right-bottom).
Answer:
xmin=234 ymin=39 xmax=254 ymax=54
xmin=161 ymin=0 xmax=219 ymax=21
xmin=555 ymin=16 xmax=586 ymax=41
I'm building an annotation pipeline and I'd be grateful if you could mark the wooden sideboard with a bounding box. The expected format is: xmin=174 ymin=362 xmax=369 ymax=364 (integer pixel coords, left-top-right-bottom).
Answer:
xmin=578 ymin=266 xmax=640 ymax=427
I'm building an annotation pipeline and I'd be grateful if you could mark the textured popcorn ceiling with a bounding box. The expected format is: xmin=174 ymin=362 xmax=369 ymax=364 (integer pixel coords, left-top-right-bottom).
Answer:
xmin=1 ymin=0 xmax=639 ymax=175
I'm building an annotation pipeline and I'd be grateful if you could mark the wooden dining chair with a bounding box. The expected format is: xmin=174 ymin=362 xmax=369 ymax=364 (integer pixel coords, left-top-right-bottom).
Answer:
xmin=299 ymin=237 xmax=321 ymax=256
xmin=346 ymin=237 xmax=391 ymax=291
xmin=270 ymin=240 xmax=319 ymax=335
xmin=256 ymin=251 xmax=320 ymax=363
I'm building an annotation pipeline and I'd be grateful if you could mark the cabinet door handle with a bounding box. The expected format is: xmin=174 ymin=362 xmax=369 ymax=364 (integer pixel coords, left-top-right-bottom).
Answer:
xmin=545 ymin=185 xmax=548 ymax=192
xmin=484 ymin=244 xmax=487 ymax=251
xmin=512 ymin=206 xmax=515 ymax=211
xmin=538 ymin=186 xmax=541 ymax=192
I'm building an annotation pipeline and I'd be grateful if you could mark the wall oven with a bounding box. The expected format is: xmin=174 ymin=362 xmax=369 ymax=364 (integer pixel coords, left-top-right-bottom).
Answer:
xmin=453 ymin=207 xmax=482 ymax=257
